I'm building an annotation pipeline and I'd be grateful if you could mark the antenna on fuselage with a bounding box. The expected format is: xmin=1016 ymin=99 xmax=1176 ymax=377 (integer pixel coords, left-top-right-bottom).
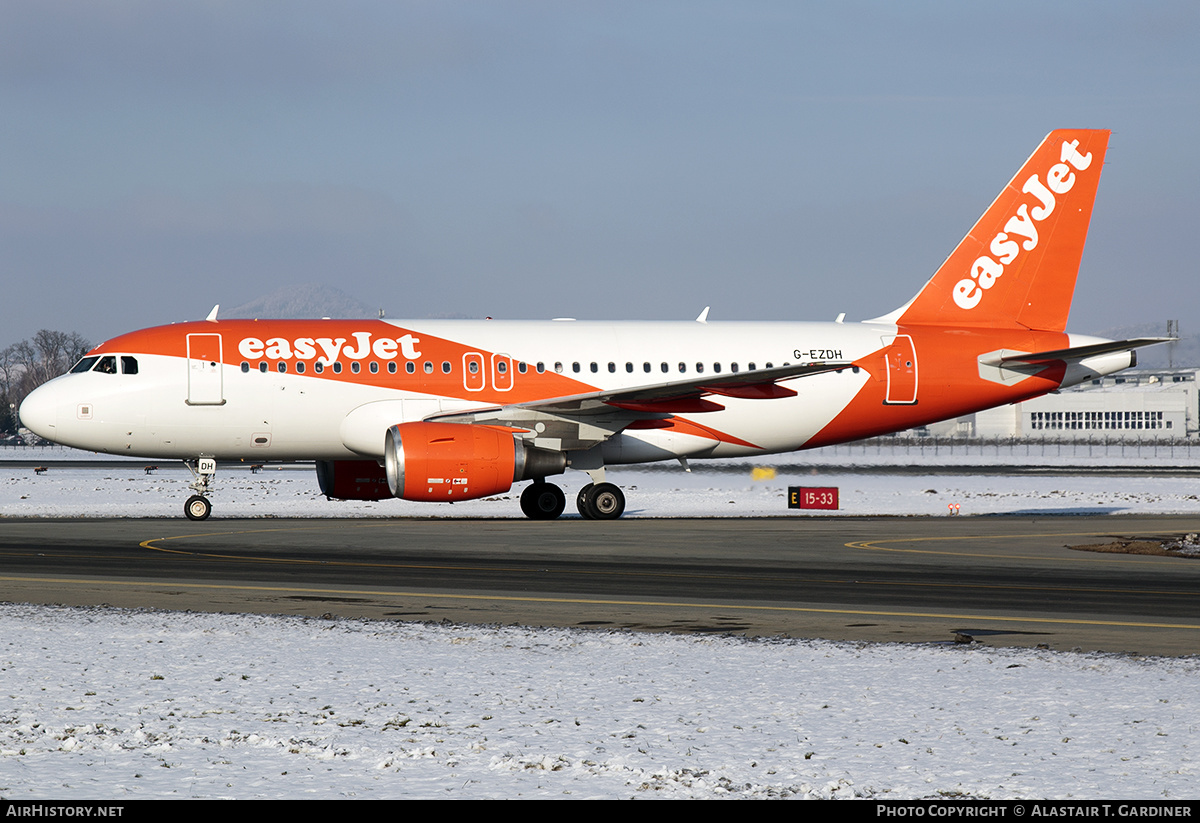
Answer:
xmin=695 ymin=306 xmax=710 ymax=324
xmin=205 ymin=304 xmax=219 ymax=322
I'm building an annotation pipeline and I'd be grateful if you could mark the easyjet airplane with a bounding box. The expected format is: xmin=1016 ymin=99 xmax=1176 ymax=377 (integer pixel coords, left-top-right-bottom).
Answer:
xmin=19 ymin=129 xmax=1166 ymax=521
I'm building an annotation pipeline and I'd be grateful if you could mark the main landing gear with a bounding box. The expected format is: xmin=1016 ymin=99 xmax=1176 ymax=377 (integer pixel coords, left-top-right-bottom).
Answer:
xmin=520 ymin=481 xmax=566 ymax=520
xmin=576 ymin=482 xmax=625 ymax=520
xmin=184 ymin=457 xmax=217 ymax=521
xmin=518 ymin=477 xmax=628 ymax=523
xmin=517 ymin=479 xmax=626 ymax=520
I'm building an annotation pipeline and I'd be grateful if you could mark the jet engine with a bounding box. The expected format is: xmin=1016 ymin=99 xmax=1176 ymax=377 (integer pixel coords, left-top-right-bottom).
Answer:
xmin=384 ymin=422 xmax=566 ymax=502
xmin=315 ymin=459 xmax=392 ymax=501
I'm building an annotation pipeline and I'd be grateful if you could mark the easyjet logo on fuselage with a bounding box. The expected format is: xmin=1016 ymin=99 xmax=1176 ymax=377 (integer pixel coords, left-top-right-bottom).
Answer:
xmin=238 ymin=332 xmax=422 ymax=364
xmin=952 ymin=139 xmax=1094 ymax=311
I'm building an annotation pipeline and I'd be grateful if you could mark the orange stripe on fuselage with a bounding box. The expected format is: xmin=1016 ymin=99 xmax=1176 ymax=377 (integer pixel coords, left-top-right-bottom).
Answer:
xmin=807 ymin=325 xmax=1068 ymax=448
xmin=657 ymin=417 xmax=762 ymax=449
xmin=94 ymin=319 xmax=596 ymax=406
xmin=92 ymin=319 xmax=754 ymax=447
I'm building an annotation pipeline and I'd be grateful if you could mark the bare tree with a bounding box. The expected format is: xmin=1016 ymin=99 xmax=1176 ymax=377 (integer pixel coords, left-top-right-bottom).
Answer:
xmin=0 ymin=330 xmax=92 ymax=434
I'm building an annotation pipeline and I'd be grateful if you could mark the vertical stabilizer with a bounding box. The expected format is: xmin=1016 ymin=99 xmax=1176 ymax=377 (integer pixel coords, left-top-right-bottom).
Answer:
xmin=885 ymin=129 xmax=1109 ymax=332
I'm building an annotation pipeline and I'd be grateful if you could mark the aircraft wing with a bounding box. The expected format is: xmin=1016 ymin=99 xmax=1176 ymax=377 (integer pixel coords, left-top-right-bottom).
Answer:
xmin=427 ymin=359 xmax=854 ymax=451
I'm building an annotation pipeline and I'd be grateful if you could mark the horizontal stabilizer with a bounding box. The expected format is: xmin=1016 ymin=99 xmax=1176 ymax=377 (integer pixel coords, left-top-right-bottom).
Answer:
xmin=987 ymin=337 xmax=1174 ymax=367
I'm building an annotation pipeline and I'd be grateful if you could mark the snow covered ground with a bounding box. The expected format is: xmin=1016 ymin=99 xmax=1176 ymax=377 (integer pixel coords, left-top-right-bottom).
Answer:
xmin=1 ymin=603 xmax=1197 ymax=800
xmin=4 ymin=441 xmax=1200 ymax=519
xmin=2 ymin=444 xmax=1199 ymax=799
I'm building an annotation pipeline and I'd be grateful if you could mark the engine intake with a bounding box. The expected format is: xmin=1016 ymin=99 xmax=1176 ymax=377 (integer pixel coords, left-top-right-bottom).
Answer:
xmin=384 ymin=422 xmax=565 ymax=502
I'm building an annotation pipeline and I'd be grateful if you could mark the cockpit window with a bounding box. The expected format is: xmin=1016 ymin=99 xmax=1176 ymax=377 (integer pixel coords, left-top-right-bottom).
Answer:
xmin=94 ymin=356 xmax=118 ymax=374
xmin=70 ymin=356 xmax=99 ymax=374
xmin=121 ymin=356 xmax=139 ymax=375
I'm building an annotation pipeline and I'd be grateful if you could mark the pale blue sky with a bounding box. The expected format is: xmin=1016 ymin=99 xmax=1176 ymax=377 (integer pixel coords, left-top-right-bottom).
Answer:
xmin=2 ymin=1 xmax=1197 ymax=344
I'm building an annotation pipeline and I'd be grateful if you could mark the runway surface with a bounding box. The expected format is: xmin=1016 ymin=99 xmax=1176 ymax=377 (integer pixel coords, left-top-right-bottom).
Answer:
xmin=3 ymin=515 xmax=1200 ymax=656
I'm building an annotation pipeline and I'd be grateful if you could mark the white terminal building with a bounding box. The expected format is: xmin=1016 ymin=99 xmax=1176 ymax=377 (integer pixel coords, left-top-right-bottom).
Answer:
xmin=926 ymin=368 xmax=1200 ymax=440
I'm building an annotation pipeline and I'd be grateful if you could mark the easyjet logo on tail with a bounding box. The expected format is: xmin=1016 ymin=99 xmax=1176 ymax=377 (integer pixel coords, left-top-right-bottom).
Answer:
xmin=953 ymin=139 xmax=1095 ymax=311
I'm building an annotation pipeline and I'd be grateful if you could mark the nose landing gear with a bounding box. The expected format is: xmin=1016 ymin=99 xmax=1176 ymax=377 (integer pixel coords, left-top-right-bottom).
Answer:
xmin=185 ymin=494 xmax=212 ymax=521
xmin=183 ymin=457 xmax=217 ymax=520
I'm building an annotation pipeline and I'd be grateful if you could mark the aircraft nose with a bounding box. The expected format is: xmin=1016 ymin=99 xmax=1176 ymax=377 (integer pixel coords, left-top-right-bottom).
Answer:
xmin=18 ymin=383 xmax=59 ymax=440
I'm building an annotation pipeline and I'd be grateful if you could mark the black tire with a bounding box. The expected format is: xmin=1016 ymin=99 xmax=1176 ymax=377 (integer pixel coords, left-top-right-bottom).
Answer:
xmin=576 ymin=483 xmax=595 ymax=519
xmin=185 ymin=495 xmax=212 ymax=521
xmin=520 ymin=482 xmax=566 ymax=520
xmin=587 ymin=482 xmax=625 ymax=520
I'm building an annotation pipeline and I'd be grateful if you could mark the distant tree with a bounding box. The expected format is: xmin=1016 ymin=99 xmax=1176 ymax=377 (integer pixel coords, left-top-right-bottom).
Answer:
xmin=0 ymin=344 xmax=22 ymax=436
xmin=0 ymin=330 xmax=92 ymax=434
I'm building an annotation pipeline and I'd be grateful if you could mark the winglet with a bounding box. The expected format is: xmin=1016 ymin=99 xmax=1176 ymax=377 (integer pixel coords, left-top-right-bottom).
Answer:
xmin=205 ymin=304 xmax=220 ymax=323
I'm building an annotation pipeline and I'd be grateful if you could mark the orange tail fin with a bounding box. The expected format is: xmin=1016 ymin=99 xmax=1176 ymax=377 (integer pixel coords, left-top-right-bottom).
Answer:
xmin=886 ymin=129 xmax=1110 ymax=332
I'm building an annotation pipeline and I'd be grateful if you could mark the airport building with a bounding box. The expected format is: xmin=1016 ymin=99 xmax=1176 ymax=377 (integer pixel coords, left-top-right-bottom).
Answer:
xmin=933 ymin=368 xmax=1200 ymax=440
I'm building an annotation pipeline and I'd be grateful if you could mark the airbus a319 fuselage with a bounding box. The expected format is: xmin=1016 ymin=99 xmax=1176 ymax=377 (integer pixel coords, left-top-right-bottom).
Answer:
xmin=19 ymin=129 xmax=1164 ymax=520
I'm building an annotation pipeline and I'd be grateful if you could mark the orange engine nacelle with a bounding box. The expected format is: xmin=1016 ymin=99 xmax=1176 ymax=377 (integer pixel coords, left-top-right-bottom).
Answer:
xmin=315 ymin=459 xmax=392 ymax=501
xmin=383 ymin=422 xmax=565 ymax=503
